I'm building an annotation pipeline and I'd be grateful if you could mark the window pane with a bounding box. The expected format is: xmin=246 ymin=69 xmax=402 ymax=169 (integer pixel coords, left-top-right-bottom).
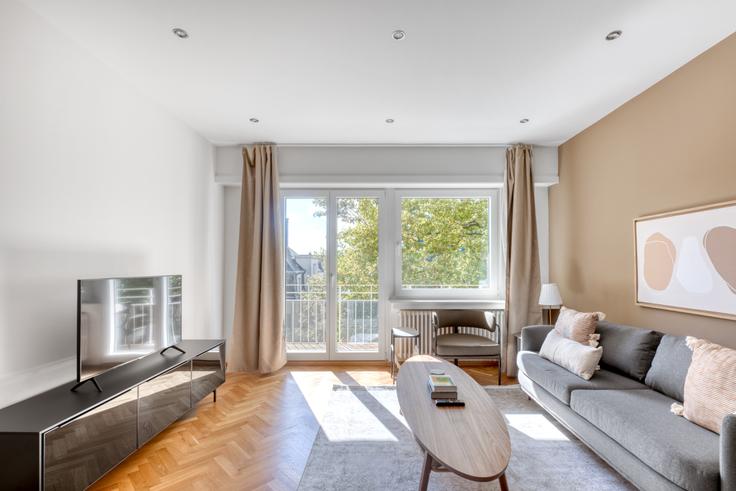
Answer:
xmin=336 ymin=197 xmax=379 ymax=352
xmin=284 ymin=198 xmax=327 ymax=353
xmin=401 ymin=197 xmax=490 ymax=289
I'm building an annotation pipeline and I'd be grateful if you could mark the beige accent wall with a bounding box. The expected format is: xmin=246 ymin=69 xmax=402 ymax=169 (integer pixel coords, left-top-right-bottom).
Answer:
xmin=550 ymin=33 xmax=736 ymax=347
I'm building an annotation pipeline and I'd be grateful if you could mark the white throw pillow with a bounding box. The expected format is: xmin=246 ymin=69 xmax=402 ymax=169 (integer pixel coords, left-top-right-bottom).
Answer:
xmin=539 ymin=330 xmax=603 ymax=380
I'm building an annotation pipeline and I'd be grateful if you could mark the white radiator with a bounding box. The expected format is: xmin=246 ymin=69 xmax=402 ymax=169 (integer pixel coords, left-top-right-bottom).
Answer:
xmin=396 ymin=309 xmax=505 ymax=360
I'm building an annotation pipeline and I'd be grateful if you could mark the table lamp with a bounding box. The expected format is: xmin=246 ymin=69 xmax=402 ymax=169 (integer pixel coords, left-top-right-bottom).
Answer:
xmin=539 ymin=283 xmax=563 ymax=325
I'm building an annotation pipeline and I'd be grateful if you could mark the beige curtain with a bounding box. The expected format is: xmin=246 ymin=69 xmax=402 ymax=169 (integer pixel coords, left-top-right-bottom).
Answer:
xmin=504 ymin=144 xmax=542 ymax=376
xmin=229 ymin=144 xmax=287 ymax=373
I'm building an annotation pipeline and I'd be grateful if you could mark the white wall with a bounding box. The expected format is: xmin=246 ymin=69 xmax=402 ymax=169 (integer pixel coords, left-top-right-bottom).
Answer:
xmin=223 ymin=187 xmax=242 ymax=340
xmin=0 ymin=1 xmax=215 ymax=409
xmin=218 ymin=145 xmax=555 ymax=340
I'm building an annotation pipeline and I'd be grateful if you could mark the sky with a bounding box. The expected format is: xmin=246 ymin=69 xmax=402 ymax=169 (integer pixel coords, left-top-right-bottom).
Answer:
xmin=285 ymin=198 xmax=326 ymax=255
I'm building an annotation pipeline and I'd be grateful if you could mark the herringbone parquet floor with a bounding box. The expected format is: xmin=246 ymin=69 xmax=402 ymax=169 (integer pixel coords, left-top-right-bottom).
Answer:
xmin=91 ymin=362 xmax=513 ymax=491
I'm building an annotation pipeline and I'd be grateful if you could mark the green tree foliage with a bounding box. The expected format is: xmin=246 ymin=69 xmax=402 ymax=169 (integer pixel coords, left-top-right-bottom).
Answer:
xmin=337 ymin=198 xmax=379 ymax=292
xmin=310 ymin=197 xmax=489 ymax=294
xmin=401 ymin=198 xmax=489 ymax=288
xmin=310 ymin=198 xmax=379 ymax=300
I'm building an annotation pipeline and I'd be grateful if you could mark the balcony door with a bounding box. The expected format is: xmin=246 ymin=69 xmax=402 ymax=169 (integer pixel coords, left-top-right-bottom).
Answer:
xmin=283 ymin=190 xmax=385 ymax=360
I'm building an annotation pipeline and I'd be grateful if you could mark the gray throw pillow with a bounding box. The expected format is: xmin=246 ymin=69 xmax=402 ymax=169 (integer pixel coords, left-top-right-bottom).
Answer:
xmin=597 ymin=321 xmax=663 ymax=381
xmin=644 ymin=335 xmax=692 ymax=402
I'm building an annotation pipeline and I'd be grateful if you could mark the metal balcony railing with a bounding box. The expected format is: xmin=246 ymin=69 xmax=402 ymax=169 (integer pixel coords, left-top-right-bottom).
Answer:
xmin=284 ymin=284 xmax=378 ymax=351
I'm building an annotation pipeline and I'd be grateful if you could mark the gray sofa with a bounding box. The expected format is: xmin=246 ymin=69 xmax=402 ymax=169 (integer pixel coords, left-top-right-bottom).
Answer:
xmin=517 ymin=321 xmax=735 ymax=491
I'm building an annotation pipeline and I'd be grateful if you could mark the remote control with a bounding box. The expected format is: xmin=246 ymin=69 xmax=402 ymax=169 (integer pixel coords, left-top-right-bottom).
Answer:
xmin=435 ymin=399 xmax=465 ymax=407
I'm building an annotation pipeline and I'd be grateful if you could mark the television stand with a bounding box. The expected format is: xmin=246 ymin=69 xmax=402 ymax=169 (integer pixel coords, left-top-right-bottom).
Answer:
xmin=70 ymin=377 xmax=102 ymax=392
xmin=0 ymin=339 xmax=225 ymax=490
xmin=160 ymin=345 xmax=186 ymax=355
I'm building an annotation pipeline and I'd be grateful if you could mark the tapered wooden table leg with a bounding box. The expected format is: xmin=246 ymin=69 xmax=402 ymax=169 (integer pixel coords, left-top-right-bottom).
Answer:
xmin=419 ymin=451 xmax=433 ymax=491
xmin=499 ymin=473 xmax=509 ymax=491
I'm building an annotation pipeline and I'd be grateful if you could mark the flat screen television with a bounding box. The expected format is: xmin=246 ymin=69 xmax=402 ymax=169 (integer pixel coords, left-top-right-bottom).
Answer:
xmin=76 ymin=275 xmax=182 ymax=388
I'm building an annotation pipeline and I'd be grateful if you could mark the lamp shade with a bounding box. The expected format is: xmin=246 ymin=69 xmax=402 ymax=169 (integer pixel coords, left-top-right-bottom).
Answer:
xmin=539 ymin=283 xmax=563 ymax=307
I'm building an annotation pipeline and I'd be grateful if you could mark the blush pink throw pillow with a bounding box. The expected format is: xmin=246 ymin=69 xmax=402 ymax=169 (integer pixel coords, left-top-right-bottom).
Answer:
xmin=671 ymin=337 xmax=736 ymax=434
xmin=554 ymin=307 xmax=605 ymax=346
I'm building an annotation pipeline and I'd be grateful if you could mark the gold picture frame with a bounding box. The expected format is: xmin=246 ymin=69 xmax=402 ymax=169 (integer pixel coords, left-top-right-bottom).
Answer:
xmin=634 ymin=199 xmax=736 ymax=321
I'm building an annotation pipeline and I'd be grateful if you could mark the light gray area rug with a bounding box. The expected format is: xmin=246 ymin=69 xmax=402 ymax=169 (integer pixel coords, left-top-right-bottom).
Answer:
xmin=297 ymin=385 xmax=634 ymax=491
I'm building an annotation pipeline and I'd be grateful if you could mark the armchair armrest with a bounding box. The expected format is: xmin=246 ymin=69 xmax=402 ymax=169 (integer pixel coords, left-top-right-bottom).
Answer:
xmin=722 ymin=414 xmax=736 ymax=491
xmin=520 ymin=325 xmax=554 ymax=352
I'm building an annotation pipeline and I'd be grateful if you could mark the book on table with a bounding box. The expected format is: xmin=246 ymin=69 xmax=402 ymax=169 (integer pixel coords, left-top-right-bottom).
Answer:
xmin=428 ymin=374 xmax=456 ymax=391
xmin=428 ymin=374 xmax=457 ymax=400
xmin=429 ymin=389 xmax=458 ymax=400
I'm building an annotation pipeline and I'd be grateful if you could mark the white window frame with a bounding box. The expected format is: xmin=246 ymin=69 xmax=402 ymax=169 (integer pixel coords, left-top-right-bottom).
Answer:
xmin=391 ymin=188 xmax=502 ymax=300
xmin=281 ymin=189 xmax=388 ymax=361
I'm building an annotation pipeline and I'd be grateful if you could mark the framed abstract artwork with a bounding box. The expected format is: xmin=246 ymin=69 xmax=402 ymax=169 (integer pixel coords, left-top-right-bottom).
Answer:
xmin=634 ymin=199 xmax=736 ymax=320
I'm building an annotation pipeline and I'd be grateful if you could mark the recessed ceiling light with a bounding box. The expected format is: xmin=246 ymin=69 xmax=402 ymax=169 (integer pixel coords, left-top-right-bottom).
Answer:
xmin=606 ymin=30 xmax=622 ymax=41
xmin=249 ymin=117 xmax=259 ymax=123
xmin=519 ymin=118 xmax=530 ymax=124
xmin=172 ymin=28 xmax=189 ymax=39
xmin=385 ymin=118 xmax=395 ymax=124
xmin=392 ymin=30 xmax=406 ymax=41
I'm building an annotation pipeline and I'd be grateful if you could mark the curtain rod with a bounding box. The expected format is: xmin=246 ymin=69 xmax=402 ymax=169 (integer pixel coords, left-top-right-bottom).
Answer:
xmin=235 ymin=143 xmax=550 ymax=148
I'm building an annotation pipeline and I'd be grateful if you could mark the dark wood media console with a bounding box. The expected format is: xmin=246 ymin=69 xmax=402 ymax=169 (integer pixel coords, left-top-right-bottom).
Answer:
xmin=0 ymin=339 xmax=225 ymax=490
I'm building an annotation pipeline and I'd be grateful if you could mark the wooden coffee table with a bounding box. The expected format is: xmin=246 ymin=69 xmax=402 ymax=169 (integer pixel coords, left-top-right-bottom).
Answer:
xmin=397 ymin=355 xmax=511 ymax=491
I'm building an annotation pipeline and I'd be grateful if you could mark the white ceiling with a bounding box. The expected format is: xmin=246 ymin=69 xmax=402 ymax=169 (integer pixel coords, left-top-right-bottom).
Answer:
xmin=22 ymin=0 xmax=736 ymax=146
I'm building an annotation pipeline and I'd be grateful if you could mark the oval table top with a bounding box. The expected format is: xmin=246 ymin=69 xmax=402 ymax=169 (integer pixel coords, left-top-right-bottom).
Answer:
xmin=396 ymin=355 xmax=511 ymax=481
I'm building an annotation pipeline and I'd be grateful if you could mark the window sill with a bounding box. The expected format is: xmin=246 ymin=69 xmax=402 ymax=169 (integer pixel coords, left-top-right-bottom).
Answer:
xmin=388 ymin=298 xmax=505 ymax=310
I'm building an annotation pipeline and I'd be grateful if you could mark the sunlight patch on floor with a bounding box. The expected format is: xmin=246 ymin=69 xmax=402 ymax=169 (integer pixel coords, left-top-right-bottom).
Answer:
xmin=505 ymin=413 xmax=570 ymax=441
xmin=290 ymin=370 xmax=341 ymax=424
xmin=322 ymin=390 xmax=399 ymax=442
xmin=289 ymin=368 xmax=393 ymax=426
xmin=364 ymin=388 xmax=411 ymax=430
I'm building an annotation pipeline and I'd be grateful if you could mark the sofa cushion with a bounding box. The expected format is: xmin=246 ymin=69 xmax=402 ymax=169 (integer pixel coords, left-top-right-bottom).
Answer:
xmin=517 ymin=351 xmax=647 ymax=405
xmin=435 ymin=334 xmax=500 ymax=357
xmin=644 ymin=335 xmax=692 ymax=402
xmin=539 ymin=330 xmax=602 ymax=380
xmin=597 ymin=321 xmax=662 ymax=381
xmin=570 ymin=389 xmax=720 ymax=491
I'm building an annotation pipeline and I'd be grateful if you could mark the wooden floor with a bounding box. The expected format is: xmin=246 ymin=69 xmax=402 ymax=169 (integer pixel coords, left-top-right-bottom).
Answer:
xmin=92 ymin=362 xmax=515 ymax=491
